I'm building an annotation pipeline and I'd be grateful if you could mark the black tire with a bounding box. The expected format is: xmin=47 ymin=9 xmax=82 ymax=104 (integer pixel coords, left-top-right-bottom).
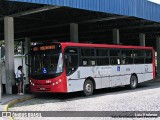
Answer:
xmin=83 ymin=79 xmax=94 ymax=96
xmin=130 ymin=75 xmax=138 ymax=89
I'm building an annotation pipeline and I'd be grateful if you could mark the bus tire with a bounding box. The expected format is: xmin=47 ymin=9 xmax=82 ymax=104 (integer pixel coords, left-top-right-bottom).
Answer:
xmin=130 ymin=75 xmax=138 ymax=89
xmin=83 ymin=79 xmax=94 ymax=96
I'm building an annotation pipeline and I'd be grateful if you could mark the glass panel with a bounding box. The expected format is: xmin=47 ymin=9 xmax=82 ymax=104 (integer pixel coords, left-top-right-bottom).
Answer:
xmin=126 ymin=57 xmax=133 ymax=64
xmin=110 ymin=58 xmax=121 ymax=65
xmin=134 ymin=58 xmax=144 ymax=64
xmin=145 ymin=58 xmax=152 ymax=64
xmin=81 ymin=49 xmax=95 ymax=56
xmin=110 ymin=49 xmax=121 ymax=57
xmin=96 ymin=49 xmax=108 ymax=56
xmin=145 ymin=50 xmax=152 ymax=57
xmin=97 ymin=58 xmax=109 ymax=65
xmin=65 ymin=48 xmax=79 ymax=75
xmin=65 ymin=55 xmax=78 ymax=68
xmin=122 ymin=57 xmax=133 ymax=64
xmin=121 ymin=50 xmax=133 ymax=57
xmin=30 ymin=52 xmax=63 ymax=75
xmin=82 ymin=58 xmax=96 ymax=66
xmin=134 ymin=50 xmax=145 ymax=57
xmin=65 ymin=48 xmax=78 ymax=54
xmin=65 ymin=54 xmax=78 ymax=75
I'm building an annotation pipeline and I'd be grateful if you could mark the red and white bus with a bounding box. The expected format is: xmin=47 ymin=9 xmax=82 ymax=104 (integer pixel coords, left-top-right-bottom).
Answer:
xmin=26 ymin=42 xmax=155 ymax=96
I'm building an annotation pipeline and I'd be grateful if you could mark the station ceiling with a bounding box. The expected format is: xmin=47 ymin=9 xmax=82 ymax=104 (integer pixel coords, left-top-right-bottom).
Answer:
xmin=0 ymin=1 xmax=160 ymax=49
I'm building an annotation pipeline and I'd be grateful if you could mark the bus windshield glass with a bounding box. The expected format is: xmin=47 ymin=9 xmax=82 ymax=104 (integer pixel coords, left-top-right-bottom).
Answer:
xmin=30 ymin=51 xmax=63 ymax=75
xmin=26 ymin=44 xmax=63 ymax=79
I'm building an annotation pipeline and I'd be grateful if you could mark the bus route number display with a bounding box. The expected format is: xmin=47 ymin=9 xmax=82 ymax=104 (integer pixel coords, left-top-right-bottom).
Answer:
xmin=33 ymin=45 xmax=56 ymax=51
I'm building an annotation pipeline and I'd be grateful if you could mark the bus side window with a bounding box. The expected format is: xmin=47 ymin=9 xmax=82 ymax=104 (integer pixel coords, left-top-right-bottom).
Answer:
xmin=65 ymin=48 xmax=78 ymax=75
xmin=133 ymin=50 xmax=145 ymax=64
xmin=145 ymin=50 xmax=152 ymax=64
xmin=89 ymin=59 xmax=96 ymax=66
xmin=110 ymin=58 xmax=121 ymax=65
xmin=81 ymin=48 xmax=96 ymax=66
xmin=110 ymin=59 xmax=115 ymax=65
xmin=121 ymin=49 xmax=133 ymax=65
xmin=82 ymin=60 xmax=87 ymax=66
xmin=65 ymin=55 xmax=78 ymax=74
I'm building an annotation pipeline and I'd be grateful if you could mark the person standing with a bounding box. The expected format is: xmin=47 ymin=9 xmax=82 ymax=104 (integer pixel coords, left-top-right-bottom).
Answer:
xmin=16 ymin=66 xmax=24 ymax=95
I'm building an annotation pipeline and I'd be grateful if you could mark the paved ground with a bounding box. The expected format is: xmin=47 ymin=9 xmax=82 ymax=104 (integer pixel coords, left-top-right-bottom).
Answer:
xmin=9 ymin=79 xmax=160 ymax=120
xmin=0 ymin=94 xmax=33 ymax=120
xmin=1 ymin=94 xmax=32 ymax=105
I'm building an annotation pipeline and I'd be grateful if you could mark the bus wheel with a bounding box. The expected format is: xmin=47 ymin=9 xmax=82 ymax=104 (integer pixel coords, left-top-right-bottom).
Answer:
xmin=83 ymin=79 xmax=94 ymax=96
xmin=130 ymin=75 xmax=138 ymax=89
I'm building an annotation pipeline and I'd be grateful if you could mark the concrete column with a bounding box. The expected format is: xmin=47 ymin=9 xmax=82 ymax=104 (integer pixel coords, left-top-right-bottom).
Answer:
xmin=113 ymin=29 xmax=120 ymax=44
xmin=70 ymin=23 xmax=78 ymax=43
xmin=139 ymin=33 xmax=145 ymax=46
xmin=156 ymin=37 xmax=160 ymax=77
xmin=25 ymin=38 xmax=31 ymax=55
xmin=4 ymin=16 xmax=14 ymax=94
xmin=25 ymin=38 xmax=31 ymax=86
xmin=0 ymin=47 xmax=1 ymax=102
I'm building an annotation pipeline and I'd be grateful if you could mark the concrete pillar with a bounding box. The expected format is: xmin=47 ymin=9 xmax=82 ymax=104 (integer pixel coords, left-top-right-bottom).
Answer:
xmin=156 ymin=37 xmax=160 ymax=77
xmin=25 ymin=38 xmax=31 ymax=55
xmin=4 ymin=16 xmax=14 ymax=94
xmin=113 ymin=29 xmax=120 ymax=44
xmin=139 ymin=33 xmax=145 ymax=46
xmin=25 ymin=38 xmax=31 ymax=85
xmin=0 ymin=47 xmax=1 ymax=102
xmin=70 ymin=23 xmax=78 ymax=43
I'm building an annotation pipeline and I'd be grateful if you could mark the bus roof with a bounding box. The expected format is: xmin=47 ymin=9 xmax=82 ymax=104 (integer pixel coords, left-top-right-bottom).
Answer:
xmin=60 ymin=42 xmax=153 ymax=50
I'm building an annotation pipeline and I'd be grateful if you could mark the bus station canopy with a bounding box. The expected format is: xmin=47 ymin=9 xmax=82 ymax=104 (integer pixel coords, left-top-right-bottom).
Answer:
xmin=0 ymin=0 xmax=160 ymax=48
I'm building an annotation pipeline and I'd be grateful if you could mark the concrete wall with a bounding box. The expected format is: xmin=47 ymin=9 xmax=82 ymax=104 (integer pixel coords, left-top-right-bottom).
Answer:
xmin=1 ymin=55 xmax=27 ymax=84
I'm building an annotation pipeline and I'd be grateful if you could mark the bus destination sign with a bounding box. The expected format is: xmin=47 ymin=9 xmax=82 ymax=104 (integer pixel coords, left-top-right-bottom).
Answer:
xmin=33 ymin=45 xmax=56 ymax=51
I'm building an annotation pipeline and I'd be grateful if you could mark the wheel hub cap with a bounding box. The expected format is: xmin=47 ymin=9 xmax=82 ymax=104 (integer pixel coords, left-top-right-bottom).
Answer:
xmin=86 ymin=84 xmax=92 ymax=92
xmin=131 ymin=78 xmax=136 ymax=87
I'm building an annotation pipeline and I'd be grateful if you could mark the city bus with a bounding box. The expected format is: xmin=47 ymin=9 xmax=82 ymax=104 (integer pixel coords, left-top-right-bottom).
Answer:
xmin=26 ymin=42 xmax=155 ymax=96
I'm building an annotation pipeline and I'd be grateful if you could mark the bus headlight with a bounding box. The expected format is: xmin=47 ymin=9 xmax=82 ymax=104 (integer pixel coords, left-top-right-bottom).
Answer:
xmin=31 ymin=83 xmax=34 ymax=86
xmin=30 ymin=81 xmax=34 ymax=86
xmin=52 ymin=79 xmax=62 ymax=86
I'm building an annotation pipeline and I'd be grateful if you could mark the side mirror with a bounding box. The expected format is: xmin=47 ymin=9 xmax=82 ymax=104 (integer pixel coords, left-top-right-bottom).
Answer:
xmin=25 ymin=53 xmax=31 ymax=67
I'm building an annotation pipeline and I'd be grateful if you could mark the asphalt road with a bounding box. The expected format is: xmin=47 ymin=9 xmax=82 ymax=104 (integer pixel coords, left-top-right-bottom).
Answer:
xmin=9 ymin=79 xmax=160 ymax=120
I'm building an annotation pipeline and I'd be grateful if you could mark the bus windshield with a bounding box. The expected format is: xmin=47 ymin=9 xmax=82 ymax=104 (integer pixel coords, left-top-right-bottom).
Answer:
xmin=29 ymin=50 xmax=63 ymax=77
